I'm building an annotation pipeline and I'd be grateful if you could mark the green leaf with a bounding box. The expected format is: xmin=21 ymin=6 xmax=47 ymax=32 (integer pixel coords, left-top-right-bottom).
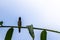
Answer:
xmin=40 ymin=29 xmax=47 ymax=40
xmin=27 ymin=24 xmax=35 ymax=40
xmin=0 ymin=21 xmax=3 ymax=26
xmin=4 ymin=27 xmax=14 ymax=40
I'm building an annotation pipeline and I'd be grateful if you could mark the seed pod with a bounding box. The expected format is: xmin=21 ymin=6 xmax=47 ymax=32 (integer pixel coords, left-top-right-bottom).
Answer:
xmin=40 ymin=29 xmax=47 ymax=40
xmin=27 ymin=24 xmax=35 ymax=40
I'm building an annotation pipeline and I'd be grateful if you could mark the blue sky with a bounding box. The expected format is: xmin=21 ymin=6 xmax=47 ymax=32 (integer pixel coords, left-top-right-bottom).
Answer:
xmin=0 ymin=0 xmax=60 ymax=40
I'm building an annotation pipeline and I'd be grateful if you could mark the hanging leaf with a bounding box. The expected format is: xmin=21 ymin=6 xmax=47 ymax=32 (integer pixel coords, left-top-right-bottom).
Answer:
xmin=27 ymin=24 xmax=35 ymax=40
xmin=40 ymin=29 xmax=47 ymax=40
xmin=4 ymin=27 xmax=14 ymax=40
xmin=0 ymin=21 xmax=3 ymax=26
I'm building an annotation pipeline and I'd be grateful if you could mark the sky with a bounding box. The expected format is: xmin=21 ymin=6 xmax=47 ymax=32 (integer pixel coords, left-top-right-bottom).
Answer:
xmin=0 ymin=0 xmax=60 ymax=40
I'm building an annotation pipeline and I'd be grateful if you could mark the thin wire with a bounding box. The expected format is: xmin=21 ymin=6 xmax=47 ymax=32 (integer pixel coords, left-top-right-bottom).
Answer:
xmin=0 ymin=26 xmax=60 ymax=33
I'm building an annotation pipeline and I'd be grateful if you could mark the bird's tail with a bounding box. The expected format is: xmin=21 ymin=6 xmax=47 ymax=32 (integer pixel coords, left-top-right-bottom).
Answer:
xmin=18 ymin=27 xmax=21 ymax=33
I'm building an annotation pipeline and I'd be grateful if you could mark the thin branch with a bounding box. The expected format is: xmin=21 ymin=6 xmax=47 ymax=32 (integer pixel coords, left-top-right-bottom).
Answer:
xmin=0 ymin=26 xmax=60 ymax=33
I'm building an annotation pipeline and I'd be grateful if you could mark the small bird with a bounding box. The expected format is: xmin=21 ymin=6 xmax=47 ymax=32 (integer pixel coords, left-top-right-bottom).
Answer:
xmin=0 ymin=21 xmax=3 ymax=26
xmin=18 ymin=17 xmax=22 ymax=33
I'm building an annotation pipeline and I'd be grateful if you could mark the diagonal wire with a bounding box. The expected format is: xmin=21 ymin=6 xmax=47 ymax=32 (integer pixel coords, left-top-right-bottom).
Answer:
xmin=0 ymin=26 xmax=60 ymax=33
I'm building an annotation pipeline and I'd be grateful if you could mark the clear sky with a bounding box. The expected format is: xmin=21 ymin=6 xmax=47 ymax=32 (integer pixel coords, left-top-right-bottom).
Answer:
xmin=0 ymin=0 xmax=60 ymax=40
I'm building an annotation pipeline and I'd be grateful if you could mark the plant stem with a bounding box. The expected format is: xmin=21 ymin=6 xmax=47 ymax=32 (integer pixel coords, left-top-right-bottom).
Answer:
xmin=0 ymin=26 xmax=60 ymax=33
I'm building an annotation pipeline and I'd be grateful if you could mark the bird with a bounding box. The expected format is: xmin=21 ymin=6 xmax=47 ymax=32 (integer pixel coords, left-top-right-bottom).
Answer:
xmin=0 ymin=21 xmax=3 ymax=26
xmin=18 ymin=17 xmax=22 ymax=33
